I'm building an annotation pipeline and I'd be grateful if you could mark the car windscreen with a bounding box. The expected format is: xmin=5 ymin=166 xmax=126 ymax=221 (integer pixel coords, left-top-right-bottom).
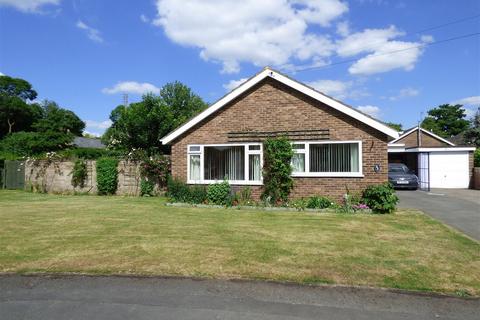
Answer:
xmin=389 ymin=166 xmax=406 ymax=173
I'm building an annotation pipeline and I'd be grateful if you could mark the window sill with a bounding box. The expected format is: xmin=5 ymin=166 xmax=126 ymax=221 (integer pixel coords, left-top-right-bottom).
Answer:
xmin=187 ymin=180 xmax=263 ymax=186
xmin=291 ymin=172 xmax=364 ymax=178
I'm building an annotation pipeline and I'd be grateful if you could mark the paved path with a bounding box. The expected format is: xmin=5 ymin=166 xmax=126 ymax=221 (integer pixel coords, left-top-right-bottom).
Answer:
xmin=0 ymin=275 xmax=478 ymax=320
xmin=397 ymin=189 xmax=480 ymax=241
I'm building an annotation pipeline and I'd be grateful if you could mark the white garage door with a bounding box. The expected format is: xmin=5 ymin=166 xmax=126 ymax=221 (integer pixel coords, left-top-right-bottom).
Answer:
xmin=429 ymin=152 xmax=470 ymax=188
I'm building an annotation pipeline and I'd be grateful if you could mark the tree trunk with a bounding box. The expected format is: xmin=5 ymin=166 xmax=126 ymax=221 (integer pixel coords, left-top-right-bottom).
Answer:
xmin=7 ymin=118 xmax=14 ymax=134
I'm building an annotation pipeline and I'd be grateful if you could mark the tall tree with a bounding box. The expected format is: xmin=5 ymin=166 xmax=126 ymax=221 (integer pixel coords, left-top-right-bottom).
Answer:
xmin=463 ymin=107 xmax=480 ymax=147
xmin=33 ymin=100 xmax=85 ymax=136
xmin=421 ymin=104 xmax=470 ymax=138
xmin=385 ymin=122 xmax=403 ymax=132
xmin=0 ymin=76 xmax=42 ymax=137
xmin=0 ymin=75 xmax=37 ymax=101
xmin=103 ymin=82 xmax=207 ymax=154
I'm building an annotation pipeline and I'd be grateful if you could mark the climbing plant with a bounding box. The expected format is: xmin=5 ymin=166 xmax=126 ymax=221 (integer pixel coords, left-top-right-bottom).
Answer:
xmin=261 ymin=136 xmax=294 ymax=204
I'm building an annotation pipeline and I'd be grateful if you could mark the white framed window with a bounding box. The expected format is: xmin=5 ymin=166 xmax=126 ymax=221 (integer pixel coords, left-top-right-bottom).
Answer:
xmin=291 ymin=141 xmax=363 ymax=177
xmin=187 ymin=143 xmax=263 ymax=185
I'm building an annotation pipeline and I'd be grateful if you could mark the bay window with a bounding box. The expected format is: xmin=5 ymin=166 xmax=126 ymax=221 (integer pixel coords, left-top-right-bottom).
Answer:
xmin=292 ymin=141 xmax=362 ymax=177
xmin=187 ymin=143 xmax=262 ymax=184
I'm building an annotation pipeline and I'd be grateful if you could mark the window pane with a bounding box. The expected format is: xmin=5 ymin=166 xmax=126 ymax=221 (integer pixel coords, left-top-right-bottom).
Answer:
xmin=309 ymin=143 xmax=359 ymax=172
xmin=249 ymin=154 xmax=261 ymax=181
xmin=189 ymin=146 xmax=200 ymax=152
xmin=291 ymin=153 xmax=305 ymax=172
xmin=292 ymin=144 xmax=305 ymax=150
xmin=248 ymin=145 xmax=261 ymax=150
xmin=204 ymin=146 xmax=245 ymax=180
xmin=189 ymin=155 xmax=201 ymax=180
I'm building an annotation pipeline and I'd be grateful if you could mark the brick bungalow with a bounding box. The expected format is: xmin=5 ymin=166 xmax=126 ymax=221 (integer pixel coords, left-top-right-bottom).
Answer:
xmin=160 ymin=67 xmax=399 ymax=201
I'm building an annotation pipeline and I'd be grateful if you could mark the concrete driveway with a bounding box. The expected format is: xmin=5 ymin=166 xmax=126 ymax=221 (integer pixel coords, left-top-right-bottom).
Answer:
xmin=1 ymin=275 xmax=478 ymax=320
xmin=397 ymin=189 xmax=480 ymax=241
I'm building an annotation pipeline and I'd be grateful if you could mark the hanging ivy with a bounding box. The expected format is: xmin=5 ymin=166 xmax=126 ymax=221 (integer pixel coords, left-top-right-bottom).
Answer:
xmin=262 ymin=136 xmax=294 ymax=204
xmin=96 ymin=157 xmax=119 ymax=195
xmin=71 ymin=159 xmax=88 ymax=189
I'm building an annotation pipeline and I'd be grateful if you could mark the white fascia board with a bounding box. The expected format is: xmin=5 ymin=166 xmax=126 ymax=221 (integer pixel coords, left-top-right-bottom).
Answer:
xmin=396 ymin=147 xmax=475 ymax=153
xmin=415 ymin=147 xmax=475 ymax=152
xmin=160 ymin=68 xmax=399 ymax=144
xmin=390 ymin=126 xmax=456 ymax=146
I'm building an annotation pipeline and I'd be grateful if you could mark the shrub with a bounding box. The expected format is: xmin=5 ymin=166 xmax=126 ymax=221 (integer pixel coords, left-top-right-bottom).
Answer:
xmin=166 ymin=178 xmax=207 ymax=204
xmin=207 ymin=180 xmax=231 ymax=205
xmin=0 ymin=131 xmax=73 ymax=156
xmin=189 ymin=185 xmax=208 ymax=204
xmin=262 ymin=136 xmax=294 ymax=204
xmin=474 ymin=148 xmax=480 ymax=167
xmin=238 ymin=186 xmax=254 ymax=205
xmin=306 ymin=196 xmax=333 ymax=209
xmin=140 ymin=179 xmax=155 ymax=196
xmin=362 ymin=183 xmax=399 ymax=214
xmin=58 ymin=148 xmax=122 ymax=160
xmin=71 ymin=159 xmax=87 ymax=189
xmin=167 ymin=178 xmax=191 ymax=202
xmin=96 ymin=157 xmax=118 ymax=195
xmin=140 ymin=155 xmax=170 ymax=188
xmin=289 ymin=198 xmax=307 ymax=211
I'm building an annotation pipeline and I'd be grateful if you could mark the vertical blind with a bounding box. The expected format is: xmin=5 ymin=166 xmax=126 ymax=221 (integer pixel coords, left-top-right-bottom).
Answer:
xmin=249 ymin=154 xmax=261 ymax=181
xmin=309 ymin=143 xmax=359 ymax=172
xmin=189 ymin=154 xmax=201 ymax=180
xmin=204 ymin=146 xmax=245 ymax=180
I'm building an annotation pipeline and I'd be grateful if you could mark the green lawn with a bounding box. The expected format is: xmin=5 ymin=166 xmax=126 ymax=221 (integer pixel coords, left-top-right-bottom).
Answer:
xmin=0 ymin=190 xmax=479 ymax=296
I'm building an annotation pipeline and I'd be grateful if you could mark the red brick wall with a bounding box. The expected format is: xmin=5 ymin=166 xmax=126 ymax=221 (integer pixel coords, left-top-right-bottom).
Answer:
xmin=170 ymin=78 xmax=389 ymax=201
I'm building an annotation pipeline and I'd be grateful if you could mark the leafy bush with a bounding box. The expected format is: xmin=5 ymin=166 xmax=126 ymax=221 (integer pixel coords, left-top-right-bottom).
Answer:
xmin=474 ymin=148 xmax=480 ymax=167
xmin=0 ymin=131 xmax=73 ymax=156
xmin=166 ymin=178 xmax=207 ymax=204
xmin=189 ymin=185 xmax=208 ymax=204
xmin=362 ymin=183 xmax=399 ymax=214
xmin=140 ymin=179 xmax=155 ymax=196
xmin=207 ymin=180 xmax=231 ymax=205
xmin=96 ymin=157 xmax=118 ymax=195
xmin=58 ymin=148 xmax=122 ymax=160
xmin=140 ymin=155 xmax=170 ymax=188
xmin=289 ymin=198 xmax=308 ymax=211
xmin=167 ymin=178 xmax=191 ymax=202
xmin=306 ymin=196 xmax=333 ymax=209
xmin=71 ymin=159 xmax=87 ymax=189
xmin=262 ymin=137 xmax=294 ymax=204
xmin=238 ymin=186 xmax=254 ymax=205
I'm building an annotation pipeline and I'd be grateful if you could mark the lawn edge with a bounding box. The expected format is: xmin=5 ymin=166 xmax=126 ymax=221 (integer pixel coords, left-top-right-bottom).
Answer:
xmin=1 ymin=272 xmax=478 ymax=300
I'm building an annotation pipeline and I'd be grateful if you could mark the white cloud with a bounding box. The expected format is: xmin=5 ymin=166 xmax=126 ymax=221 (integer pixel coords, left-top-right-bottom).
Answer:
xmin=335 ymin=26 xmax=432 ymax=75
xmin=102 ymin=81 xmax=160 ymax=95
xmin=454 ymin=96 xmax=480 ymax=106
xmin=0 ymin=0 xmax=59 ymax=13
xmin=348 ymin=40 xmax=427 ymax=75
xmin=452 ymin=96 xmax=480 ymax=119
xmin=307 ymin=78 xmax=368 ymax=100
xmin=307 ymin=79 xmax=351 ymax=99
xmin=389 ymin=87 xmax=419 ymax=101
xmin=153 ymin=0 xmax=346 ymax=73
xmin=76 ymin=20 xmax=103 ymax=43
xmin=84 ymin=120 xmax=112 ymax=136
xmin=356 ymin=105 xmax=380 ymax=118
xmin=140 ymin=14 xmax=149 ymax=23
xmin=223 ymin=78 xmax=249 ymax=91
xmin=336 ymin=21 xmax=350 ymax=37
xmin=0 ymin=71 xmax=4 ymax=76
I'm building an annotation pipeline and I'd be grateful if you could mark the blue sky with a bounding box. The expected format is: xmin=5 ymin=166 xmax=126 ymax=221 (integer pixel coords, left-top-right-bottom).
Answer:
xmin=0 ymin=0 xmax=479 ymax=136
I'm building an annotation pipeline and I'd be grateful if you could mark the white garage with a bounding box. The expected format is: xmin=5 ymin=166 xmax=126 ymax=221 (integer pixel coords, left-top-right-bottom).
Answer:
xmin=388 ymin=126 xmax=475 ymax=190
xmin=429 ymin=151 xmax=470 ymax=188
